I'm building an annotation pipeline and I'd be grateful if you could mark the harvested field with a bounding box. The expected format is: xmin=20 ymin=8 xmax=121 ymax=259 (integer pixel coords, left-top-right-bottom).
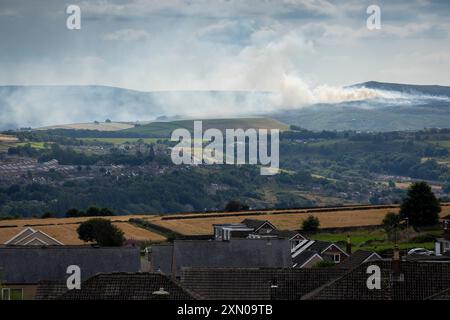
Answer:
xmin=0 ymin=134 xmax=18 ymax=143
xmin=0 ymin=217 xmax=165 ymax=245
xmin=1 ymin=203 xmax=450 ymax=243
xmin=147 ymin=203 xmax=450 ymax=236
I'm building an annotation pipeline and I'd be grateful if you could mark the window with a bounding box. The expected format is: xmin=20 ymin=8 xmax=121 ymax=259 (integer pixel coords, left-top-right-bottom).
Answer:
xmin=333 ymin=254 xmax=341 ymax=263
xmin=1 ymin=288 xmax=23 ymax=300
xmin=1 ymin=288 xmax=10 ymax=300
xmin=11 ymin=289 xmax=23 ymax=300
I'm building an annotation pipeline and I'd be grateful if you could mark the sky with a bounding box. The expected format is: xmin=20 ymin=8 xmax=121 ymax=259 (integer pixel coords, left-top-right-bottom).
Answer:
xmin=0 ymin=0 xmax=449 ymax=94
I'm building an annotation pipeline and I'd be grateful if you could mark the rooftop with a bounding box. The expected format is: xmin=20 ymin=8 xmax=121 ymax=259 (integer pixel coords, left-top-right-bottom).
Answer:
xmin=59 ymin=273 xmax=195 ymax=300
xmin=0 ymin=246 xmax=140 ymax=284
xmin=181 ymin=268 xmax=346 ymax=300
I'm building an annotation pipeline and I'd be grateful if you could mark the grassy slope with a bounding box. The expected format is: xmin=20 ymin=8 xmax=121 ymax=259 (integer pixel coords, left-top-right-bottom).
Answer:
xmin=123 ymin=117 xmax=289 ymax=137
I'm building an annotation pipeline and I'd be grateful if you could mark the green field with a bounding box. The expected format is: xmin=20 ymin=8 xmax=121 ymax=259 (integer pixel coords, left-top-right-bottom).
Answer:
xmin=311 ymin=228 xmax=437 ymax=254
xmin=433 ymin=140 xmax=450 ymax=149
xmin=14 ymin=142 xmax=47 ymax=149
xmin=123 ymin=117 xmax=289 ymax=137
xmin=82 ymin=138 xmax=167 ymax=144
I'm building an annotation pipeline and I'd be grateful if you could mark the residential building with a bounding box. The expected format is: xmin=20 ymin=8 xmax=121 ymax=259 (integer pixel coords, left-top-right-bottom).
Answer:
xmin=149 ymin=239 xmax=292 ymax=277
xmin=0 ymin=246 xmax=140 ymax=300
xmin=292 ymin=240 xmax=349 ymax=265
xmin=435 ymin=214 xmax=450 ymax=255
xmin=180 ymin=268 xmax=346 ymax=300
xmin=304 ymin=260 xmax=450 ymax=300
xmin=336 ymin=250 xmax=382 ymax=270
xmin=4 ymin=227 xmax=63 ymax=246
xmin=58 ymin=273 xmax=195 ymax=300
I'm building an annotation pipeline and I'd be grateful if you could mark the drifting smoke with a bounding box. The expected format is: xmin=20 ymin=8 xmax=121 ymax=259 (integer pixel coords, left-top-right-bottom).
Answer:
xmin=1 ymin=81 xmax=447 ymax=130
xmin=270 ymin=74 xmax=382 ymax=107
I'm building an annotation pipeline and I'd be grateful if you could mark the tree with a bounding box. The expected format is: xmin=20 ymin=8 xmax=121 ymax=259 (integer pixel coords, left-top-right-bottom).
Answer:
xmin=400 ymin=181 xmax=441 ymax=228
xmin=302 ymin=215 xmax=320 ymax=232
xmin=66 ymin=208 xmax=82 ymax=218
xmin=77 ymin=218 xmax=124 ymax=246
xmin=225 ymin=200 xmax=249 ymax=212
xmin=86 ymin=206 xmax=101 ymax=216
xmin=41 ymin=211 xmax=54 ymax=219
xmin=382 ymin=212 xmax=402 ymax=241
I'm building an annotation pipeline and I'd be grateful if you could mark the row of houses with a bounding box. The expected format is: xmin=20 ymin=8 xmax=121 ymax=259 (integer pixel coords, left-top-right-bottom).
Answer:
xmin=1 ymin=244 xmax=450 ymax=300
xmin=1 ymin=216 xmax=450 ymax=300
xmin=148 ymin=218 xmax=378 ymax=276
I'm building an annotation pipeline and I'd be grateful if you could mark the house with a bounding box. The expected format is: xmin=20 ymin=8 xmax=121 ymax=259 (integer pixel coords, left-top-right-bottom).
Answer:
xmin=57 ymin=273 xmax=195 ymax=300
xmin=292 ymin=240 xmax=349 ymax=265
xmin=336 ymin=250 xmax=382 ymax=270
xmin=241 ymin=219 xmax=277 ymax=235
xmin=435 ymin=214 xmax=450 ymax=255
xmin=213 ymin=223 xmax=254 ymax=241
xmin=149 ymin=239 xmax=292 ymax=277
xmin=4 ymin=227 xmax=63 ymax=246
xmin=292 ymin=250 xmax=323 ymax=268
xmin=213 ymin=219 xmax=346 ymax=268
xmin=213 ymin=219 xmax=306 ymax=251
xmin=304 ymin=259 xmax=450 ymax=300
xmin=180 ymin=267 xmax=345 ymax=300
xmin=272 ymin=230 xmax=307 ymax=251
xmin=0 ymin=246 xmax=140 ymax=300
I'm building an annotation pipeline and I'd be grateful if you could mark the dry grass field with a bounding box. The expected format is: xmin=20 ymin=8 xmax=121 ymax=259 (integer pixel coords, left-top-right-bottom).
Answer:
xmin=0 ymin=215 xmax=165 ymax=244
xmin=1 ymin=203 xmax=449 ymax=244
xmin=0 ymin=134 xmax=18 ymax=143
xmin=146 ymin=203 xmax=450 ymax=236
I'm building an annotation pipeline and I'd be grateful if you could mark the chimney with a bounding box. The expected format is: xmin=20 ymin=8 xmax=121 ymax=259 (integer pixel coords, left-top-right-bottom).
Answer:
xmin=392 ymin=245 xmax=403 ymax=281
xmin=346 ymin=235 xmax=352 ymax=255
xmin=171 ymin=244 xmax=177 ymax=279
xmin=435 ymin=241 xmax=442 ymax=256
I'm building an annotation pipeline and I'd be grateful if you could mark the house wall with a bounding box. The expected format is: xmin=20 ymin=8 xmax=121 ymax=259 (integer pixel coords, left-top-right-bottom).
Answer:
xmin=1 ymin=284 xmax=37 ymax=300
xmin=255 ymin=224 xmax=276 ymax=235
xmin=301 ymin=255 xmax=323 ymax=268
xmin=322 ymin=246 xmax=348 ymax=263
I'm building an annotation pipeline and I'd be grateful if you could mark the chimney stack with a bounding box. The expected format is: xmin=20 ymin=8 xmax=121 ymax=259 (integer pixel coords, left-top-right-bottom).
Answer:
xmin=392 ymin=245 xmax=403 ymax=281
xmin=346 ymin=235 xmax=352 ymax=255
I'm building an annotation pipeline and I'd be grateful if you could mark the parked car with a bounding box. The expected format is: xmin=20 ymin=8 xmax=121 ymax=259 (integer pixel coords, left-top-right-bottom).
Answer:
xmin=407 ymin=248 xmax=433 ymax=256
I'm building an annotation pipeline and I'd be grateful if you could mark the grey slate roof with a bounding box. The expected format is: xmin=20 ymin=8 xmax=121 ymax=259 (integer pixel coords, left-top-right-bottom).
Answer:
xmin=427 ymin=287 xmax=450 ymax=300
xmin=35 ymin=281 xmax=68 ymax=300
xmin=305 ymin=260 xmax=450 ymax=300
xmin=336 ymin=250 xmax=382 ymax=270
xmin=151 ymin=239 xmax=292 ymax=276
xmin=241 ymin=219 xmax=273 ymax=231
xmin=272 ymin=230 xmax=305 ymax=239
xmin=0 ymin=246 xmax=140 ymax=284
xmin=59 ymin=273 xmax=194 ymax=300
xmin=181 ymin=268 xmax=346 ymax=300
xmin=308 ymin=240 xmax=344 ymax=254
xmin=293 ymin=250 xmax=322 ymax=268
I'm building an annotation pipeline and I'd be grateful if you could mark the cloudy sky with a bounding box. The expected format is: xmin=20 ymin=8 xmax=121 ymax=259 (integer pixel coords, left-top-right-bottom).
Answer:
xmin=1 ymin=0 xmax=449 ymax=92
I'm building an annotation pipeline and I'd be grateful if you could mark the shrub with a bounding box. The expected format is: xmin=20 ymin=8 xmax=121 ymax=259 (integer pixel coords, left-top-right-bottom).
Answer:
xmin=302 ymin=215 xmax=320 ymax=232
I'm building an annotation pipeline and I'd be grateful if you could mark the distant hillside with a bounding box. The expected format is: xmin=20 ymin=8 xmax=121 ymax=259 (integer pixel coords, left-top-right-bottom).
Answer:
xmin=39 ymin=121 xmax=138 ymax=132
xmin=0 ymin=85 xmax=270 ymax=130
xmin=124 ymin=118 xmax=289 ymax=137
xmin=272 ymin=81 xmax=450 ymax=132
xmin=350 ymin=81 xmax=450 ymax=97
